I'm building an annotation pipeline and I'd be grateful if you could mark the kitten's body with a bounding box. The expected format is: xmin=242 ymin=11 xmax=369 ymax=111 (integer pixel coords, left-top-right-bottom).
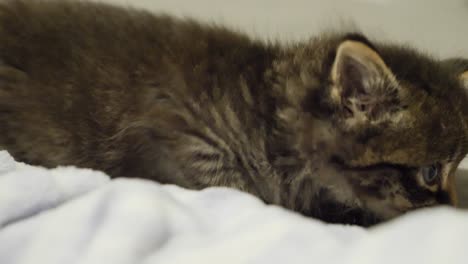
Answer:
xmin=1 ymin=0 xmax=467 ymax=226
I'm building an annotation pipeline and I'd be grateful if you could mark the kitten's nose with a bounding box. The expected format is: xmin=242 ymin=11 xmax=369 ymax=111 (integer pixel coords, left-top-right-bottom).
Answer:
xmin=436 ymin=191 xmax=452 ymax=205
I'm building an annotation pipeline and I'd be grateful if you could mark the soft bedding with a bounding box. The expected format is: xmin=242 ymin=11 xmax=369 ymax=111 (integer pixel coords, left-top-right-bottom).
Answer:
xmin=0 ymin=150 xmax=467 ymax=264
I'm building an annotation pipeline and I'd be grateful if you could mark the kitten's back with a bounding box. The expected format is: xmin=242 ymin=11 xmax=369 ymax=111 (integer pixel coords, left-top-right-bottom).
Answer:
xmin=0 ymin=0 xmax=275 ymax=180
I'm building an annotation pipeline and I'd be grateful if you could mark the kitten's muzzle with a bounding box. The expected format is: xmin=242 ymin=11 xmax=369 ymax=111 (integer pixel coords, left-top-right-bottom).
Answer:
xmin=436 ymin=191 xmax=452 ymax=205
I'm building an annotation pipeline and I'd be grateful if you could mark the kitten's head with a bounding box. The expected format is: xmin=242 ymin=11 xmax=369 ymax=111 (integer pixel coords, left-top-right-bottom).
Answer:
xmin=275 ymin=34 xmax=468 ymax=225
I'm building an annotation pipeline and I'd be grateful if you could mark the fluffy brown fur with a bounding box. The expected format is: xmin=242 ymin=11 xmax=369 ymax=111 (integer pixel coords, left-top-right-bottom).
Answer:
xmin=0 ymin=0 xmax=467 ymax=226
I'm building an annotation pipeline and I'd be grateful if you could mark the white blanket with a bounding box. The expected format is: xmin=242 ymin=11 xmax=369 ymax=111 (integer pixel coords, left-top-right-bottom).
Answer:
xmin=0 ymin=151 xmax=467 ymax=264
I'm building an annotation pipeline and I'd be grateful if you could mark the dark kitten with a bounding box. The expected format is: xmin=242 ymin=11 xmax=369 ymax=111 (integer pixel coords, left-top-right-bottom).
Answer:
xmin=0 ymin=0 xmax=467 ymax=226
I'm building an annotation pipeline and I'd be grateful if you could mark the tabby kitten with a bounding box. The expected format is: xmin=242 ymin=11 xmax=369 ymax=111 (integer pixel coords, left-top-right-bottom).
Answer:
xmin=0 ymin=0 xmax=467 ymax=226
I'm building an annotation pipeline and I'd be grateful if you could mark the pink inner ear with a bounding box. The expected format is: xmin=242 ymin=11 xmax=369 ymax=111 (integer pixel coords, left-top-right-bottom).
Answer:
xmin=331 ymin=41 xmax=403 ymax=123
xmin=338 ymin=54 xmax=370 ymax=96
xmin=332 ymin=41 xmax=398 ymax=98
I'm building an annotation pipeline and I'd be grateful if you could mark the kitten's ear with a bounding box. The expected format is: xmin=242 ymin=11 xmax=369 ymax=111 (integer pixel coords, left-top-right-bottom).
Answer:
xmin=331 ymin=40 xmax=400 ymax=121
xmin=459 ymin=71 xmax=468 ymax=90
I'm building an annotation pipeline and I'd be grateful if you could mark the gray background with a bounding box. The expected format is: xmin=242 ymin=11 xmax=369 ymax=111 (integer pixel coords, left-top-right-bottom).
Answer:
xmin=102 ymin=0 xmax=468 ymax=59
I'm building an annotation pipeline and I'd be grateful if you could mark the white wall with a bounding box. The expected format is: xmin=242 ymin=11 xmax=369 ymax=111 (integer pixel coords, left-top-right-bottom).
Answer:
xmin=101 ymin=0 xmax=468 ymax=59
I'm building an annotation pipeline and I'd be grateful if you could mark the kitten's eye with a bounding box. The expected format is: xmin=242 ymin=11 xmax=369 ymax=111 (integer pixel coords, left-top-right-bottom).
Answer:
xmin=421 ymin=164 xmax=440 ymax=185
